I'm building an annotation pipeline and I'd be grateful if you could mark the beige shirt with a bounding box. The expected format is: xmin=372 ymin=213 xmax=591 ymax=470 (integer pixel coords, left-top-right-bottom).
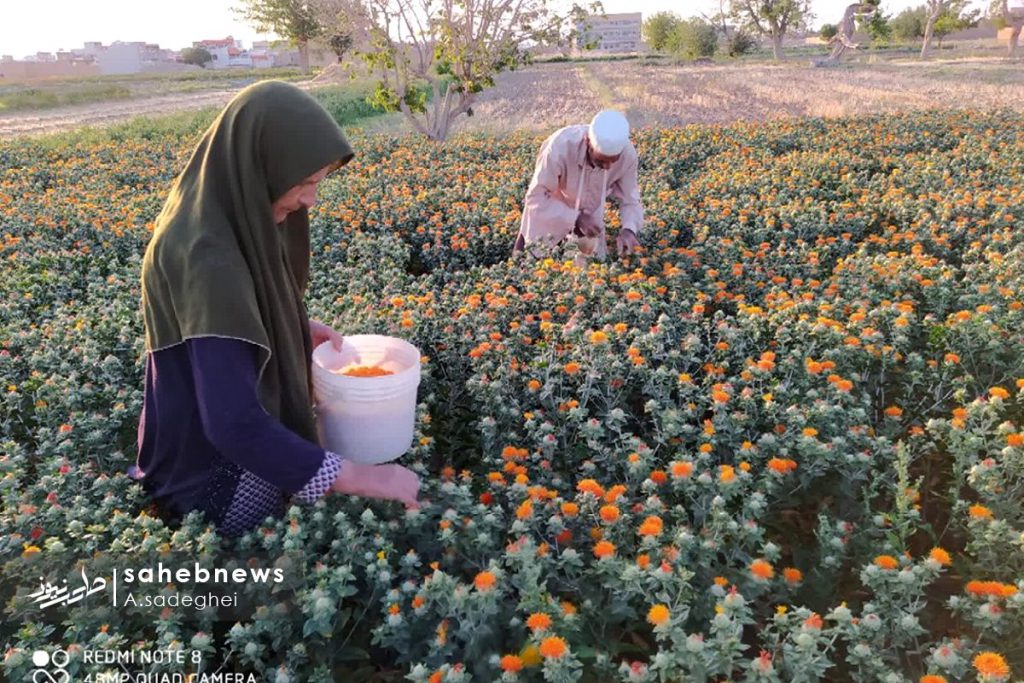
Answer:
xmin=518 ymin=125 xmax=644 ymax=257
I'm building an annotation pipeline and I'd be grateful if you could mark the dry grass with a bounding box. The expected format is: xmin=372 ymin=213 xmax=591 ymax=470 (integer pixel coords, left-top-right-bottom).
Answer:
xmin=450 ymin=58 xmax=1024 ymax=136
xmin=5 ymin=56 xmax=1024 ymax=139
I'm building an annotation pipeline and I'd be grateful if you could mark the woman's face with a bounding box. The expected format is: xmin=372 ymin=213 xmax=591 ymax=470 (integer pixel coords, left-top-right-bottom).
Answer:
xmin=271 ymin=165 xmax=333 ymax=224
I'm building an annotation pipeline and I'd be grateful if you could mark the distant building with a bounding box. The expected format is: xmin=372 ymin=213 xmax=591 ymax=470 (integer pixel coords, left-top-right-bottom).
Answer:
xmin=193 ymin=36 xmax=242 ymax=69
xmin=576 ymin=12 xmax=643 ymax=54
xmin=95 ymin=42 xmax=145 ymax=75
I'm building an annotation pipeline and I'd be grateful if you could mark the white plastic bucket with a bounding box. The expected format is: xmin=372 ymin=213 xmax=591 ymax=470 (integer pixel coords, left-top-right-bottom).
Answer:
xmin=310 ymin=335 xmax=421 ymax=464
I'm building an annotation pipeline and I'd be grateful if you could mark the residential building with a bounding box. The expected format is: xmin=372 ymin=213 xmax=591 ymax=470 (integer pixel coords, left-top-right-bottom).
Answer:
xmin=576 ymin=12 xmax=643 ymax=54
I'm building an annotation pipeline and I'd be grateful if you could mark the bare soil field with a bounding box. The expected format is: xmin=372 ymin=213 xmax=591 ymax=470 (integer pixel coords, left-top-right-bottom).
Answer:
xmin=454 ymin=58 xmax=1024 ymax=134
xmin=4 ymin=57 xmax=1024 ymax=139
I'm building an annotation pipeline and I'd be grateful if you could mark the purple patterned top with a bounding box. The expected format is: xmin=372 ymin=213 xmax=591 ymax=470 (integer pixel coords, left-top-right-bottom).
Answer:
xmin=135 ymin=336 xmax=340 ymax=535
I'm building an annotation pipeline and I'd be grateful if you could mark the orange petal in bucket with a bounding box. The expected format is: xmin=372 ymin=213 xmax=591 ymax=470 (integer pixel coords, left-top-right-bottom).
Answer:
xmin=335 ymin=365 xmax=394 ymax=377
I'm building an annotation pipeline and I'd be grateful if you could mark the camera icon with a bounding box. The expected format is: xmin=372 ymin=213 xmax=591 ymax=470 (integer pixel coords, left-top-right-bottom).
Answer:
xmin=31 ymin=649 xmax=70 ymax=683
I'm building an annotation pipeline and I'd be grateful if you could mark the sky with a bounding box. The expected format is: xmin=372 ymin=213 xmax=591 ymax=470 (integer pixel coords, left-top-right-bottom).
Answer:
xmin=0 ymin=0 xmax=990 ymax=60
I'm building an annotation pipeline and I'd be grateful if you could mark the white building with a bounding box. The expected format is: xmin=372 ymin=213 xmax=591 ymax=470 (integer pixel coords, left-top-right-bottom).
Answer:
xmin=576 ymin=12 xmax=643 ymax=54
xmin=95 ymin=42 xmax=145 ymax=75
xmin=193 ymin=37 xmax=241 ymax=69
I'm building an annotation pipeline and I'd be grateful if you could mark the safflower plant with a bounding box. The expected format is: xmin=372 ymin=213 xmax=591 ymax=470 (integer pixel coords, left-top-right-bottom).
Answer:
xmin=1 ymin=110 xmax=1023 ymax=681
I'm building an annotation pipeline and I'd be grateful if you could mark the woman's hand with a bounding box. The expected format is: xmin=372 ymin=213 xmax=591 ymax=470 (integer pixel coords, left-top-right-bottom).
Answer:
xmin=309 ymin=319 xmax=343 ymax=351
xmin=332 ymin=462 xmax=422 ymax=509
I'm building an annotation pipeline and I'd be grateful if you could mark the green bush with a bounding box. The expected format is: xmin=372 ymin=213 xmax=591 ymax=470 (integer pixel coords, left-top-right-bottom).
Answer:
xmin=726 ymin=30 xmax=759 ymax=57
xmin=668 ymin=19 xmax=719 ymax=60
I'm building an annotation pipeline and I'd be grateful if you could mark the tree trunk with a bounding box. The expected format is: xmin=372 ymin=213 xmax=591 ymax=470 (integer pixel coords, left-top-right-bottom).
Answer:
xmin=298 ymin=40 xmax=311 ymax=73
xmin=920 ymin=9 xmax=938 ymax=59
xmin=772 ymin=32 xmax=783 ymax=60
xmin=1011 ymin=24 xmax=1022 ymax=57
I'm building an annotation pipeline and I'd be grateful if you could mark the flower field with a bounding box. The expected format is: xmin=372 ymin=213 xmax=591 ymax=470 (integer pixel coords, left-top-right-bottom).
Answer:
xmin=2 ymin=110 xmax=1024 ymax=682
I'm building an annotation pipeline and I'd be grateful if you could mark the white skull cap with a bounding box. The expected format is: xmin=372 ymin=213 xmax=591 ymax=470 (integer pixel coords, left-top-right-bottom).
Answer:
xmin=588 ymin=110 xmax=630 ymax=156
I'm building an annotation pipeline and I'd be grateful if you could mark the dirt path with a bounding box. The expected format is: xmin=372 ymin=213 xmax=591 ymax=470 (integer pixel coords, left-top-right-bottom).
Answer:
xmin=5 ymin=59 xmax=1024 ymax=140
xmin=0 ymin=89 xmax=241 ymax=138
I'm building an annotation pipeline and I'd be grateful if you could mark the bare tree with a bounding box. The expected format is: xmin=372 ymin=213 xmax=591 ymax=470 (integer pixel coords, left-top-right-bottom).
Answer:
xmin=310 ymin=0 xmax=373 ymax=62
xmin=701 ymin=0 xmax=732 ymax=39
xmin=729 ymin=0 xmax=812 ymax=60
xmin=358 ymin=0 xmax=586 ymax=141
xmin=993 ymin=0 xmax=1024 ymax=56
xmin=919 ymin=0 xmax=977 ymax=58
xmin=816 ymin=2 xmax=877 ymax=64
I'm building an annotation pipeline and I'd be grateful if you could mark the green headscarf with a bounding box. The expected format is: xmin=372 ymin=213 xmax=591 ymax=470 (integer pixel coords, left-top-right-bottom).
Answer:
xmin=141 ymin=80 xmax=353 ymax=444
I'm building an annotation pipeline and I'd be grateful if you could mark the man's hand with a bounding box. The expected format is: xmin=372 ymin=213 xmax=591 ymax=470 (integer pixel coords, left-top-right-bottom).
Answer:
xmin=310 ymin=319 xmax=343 ymax=351
xmin=574 ymin=211 xmax=603 ymax=238
xmin=616 ymin=229 xmax=640 ymax=256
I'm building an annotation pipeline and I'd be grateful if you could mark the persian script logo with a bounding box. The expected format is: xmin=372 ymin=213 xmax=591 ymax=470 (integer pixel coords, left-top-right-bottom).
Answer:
xmin=30 ymin=648 xmax=70 ymax=683
xmin=28 ymin=568 xmax=107 ymax=609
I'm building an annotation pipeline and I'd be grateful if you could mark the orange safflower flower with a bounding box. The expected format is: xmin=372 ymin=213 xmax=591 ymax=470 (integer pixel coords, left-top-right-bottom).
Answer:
xmin=474 ymin=571 xmax=497 ymax=592
xmin=516 ymin=499 xmax=533 ymax=520
xmin=965 ymin=581 xmax=1018 ymax=598
xmin=589 ymin=331 xmax=608 ymax=344
xmin=919 ymin=675 xmax=947 ymax=683
xmin=803 ymin=613 xmax=823 ymax=630
xmin=884 ymin=406 xmax=903 ymax=417
xmin=527 ymin=379 xmax=542 ymax=391
xmin=767 ymin=458 xmax=797 ymax=474
xmin=561 ymin=601 xmax=577 ymax=615
xmin=973 ymin=652 xmax=1010 ymax=679
xmin=638 ymin=516 xmax=663 ymax=537
xmin=577 ymin=479 xmax=605 ymax=498
xmin=500 ymin=655 xmax=524 ymax=672
xmin=561 ymin=502 xmax=579 ymax=518
xmin=647 ymin=604 xmax=670 ymax=626
xmin=928 ymin=548 xmax=951 ymax=566
xmin=719 ymin=465 xmax=736 ymax=483
xmin=526 ymin=612 xmax=552 ymax=632
xmin=750 ymin=559 xmax=774 ymax=581
xmin=874 ymin=555 xmax=899 ymax=570
xmin=593 ymin=541 xmax=616 ymax=559
xmin=604 ymin=484 xmax=627 ymax=502
xmin=599 ymin=505 xmax=620 ymax=523
xmin=649 ymin=470 xmax=668 ymax=485
xmin=783 ymin=567 xmax=803 ymax=584
xmin=539 ymin=636 xmax=568 ymax=659
xmin=671 ymin=461 xmax=694 ymax=478
xmin=564 ymin=362 xmax=581 ymax=375
xmin=969 ymin=504 xmax=993 ymax=520
xmin=802 ymin=427 xmax=818 ymax=438
xmin=1007 ymin=433 xmax=1024 ymax=448
xmin=637 ymin=554 xmax=651 ymax=569
xmin=990 ymin=387 xmax=1010 ymax=400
